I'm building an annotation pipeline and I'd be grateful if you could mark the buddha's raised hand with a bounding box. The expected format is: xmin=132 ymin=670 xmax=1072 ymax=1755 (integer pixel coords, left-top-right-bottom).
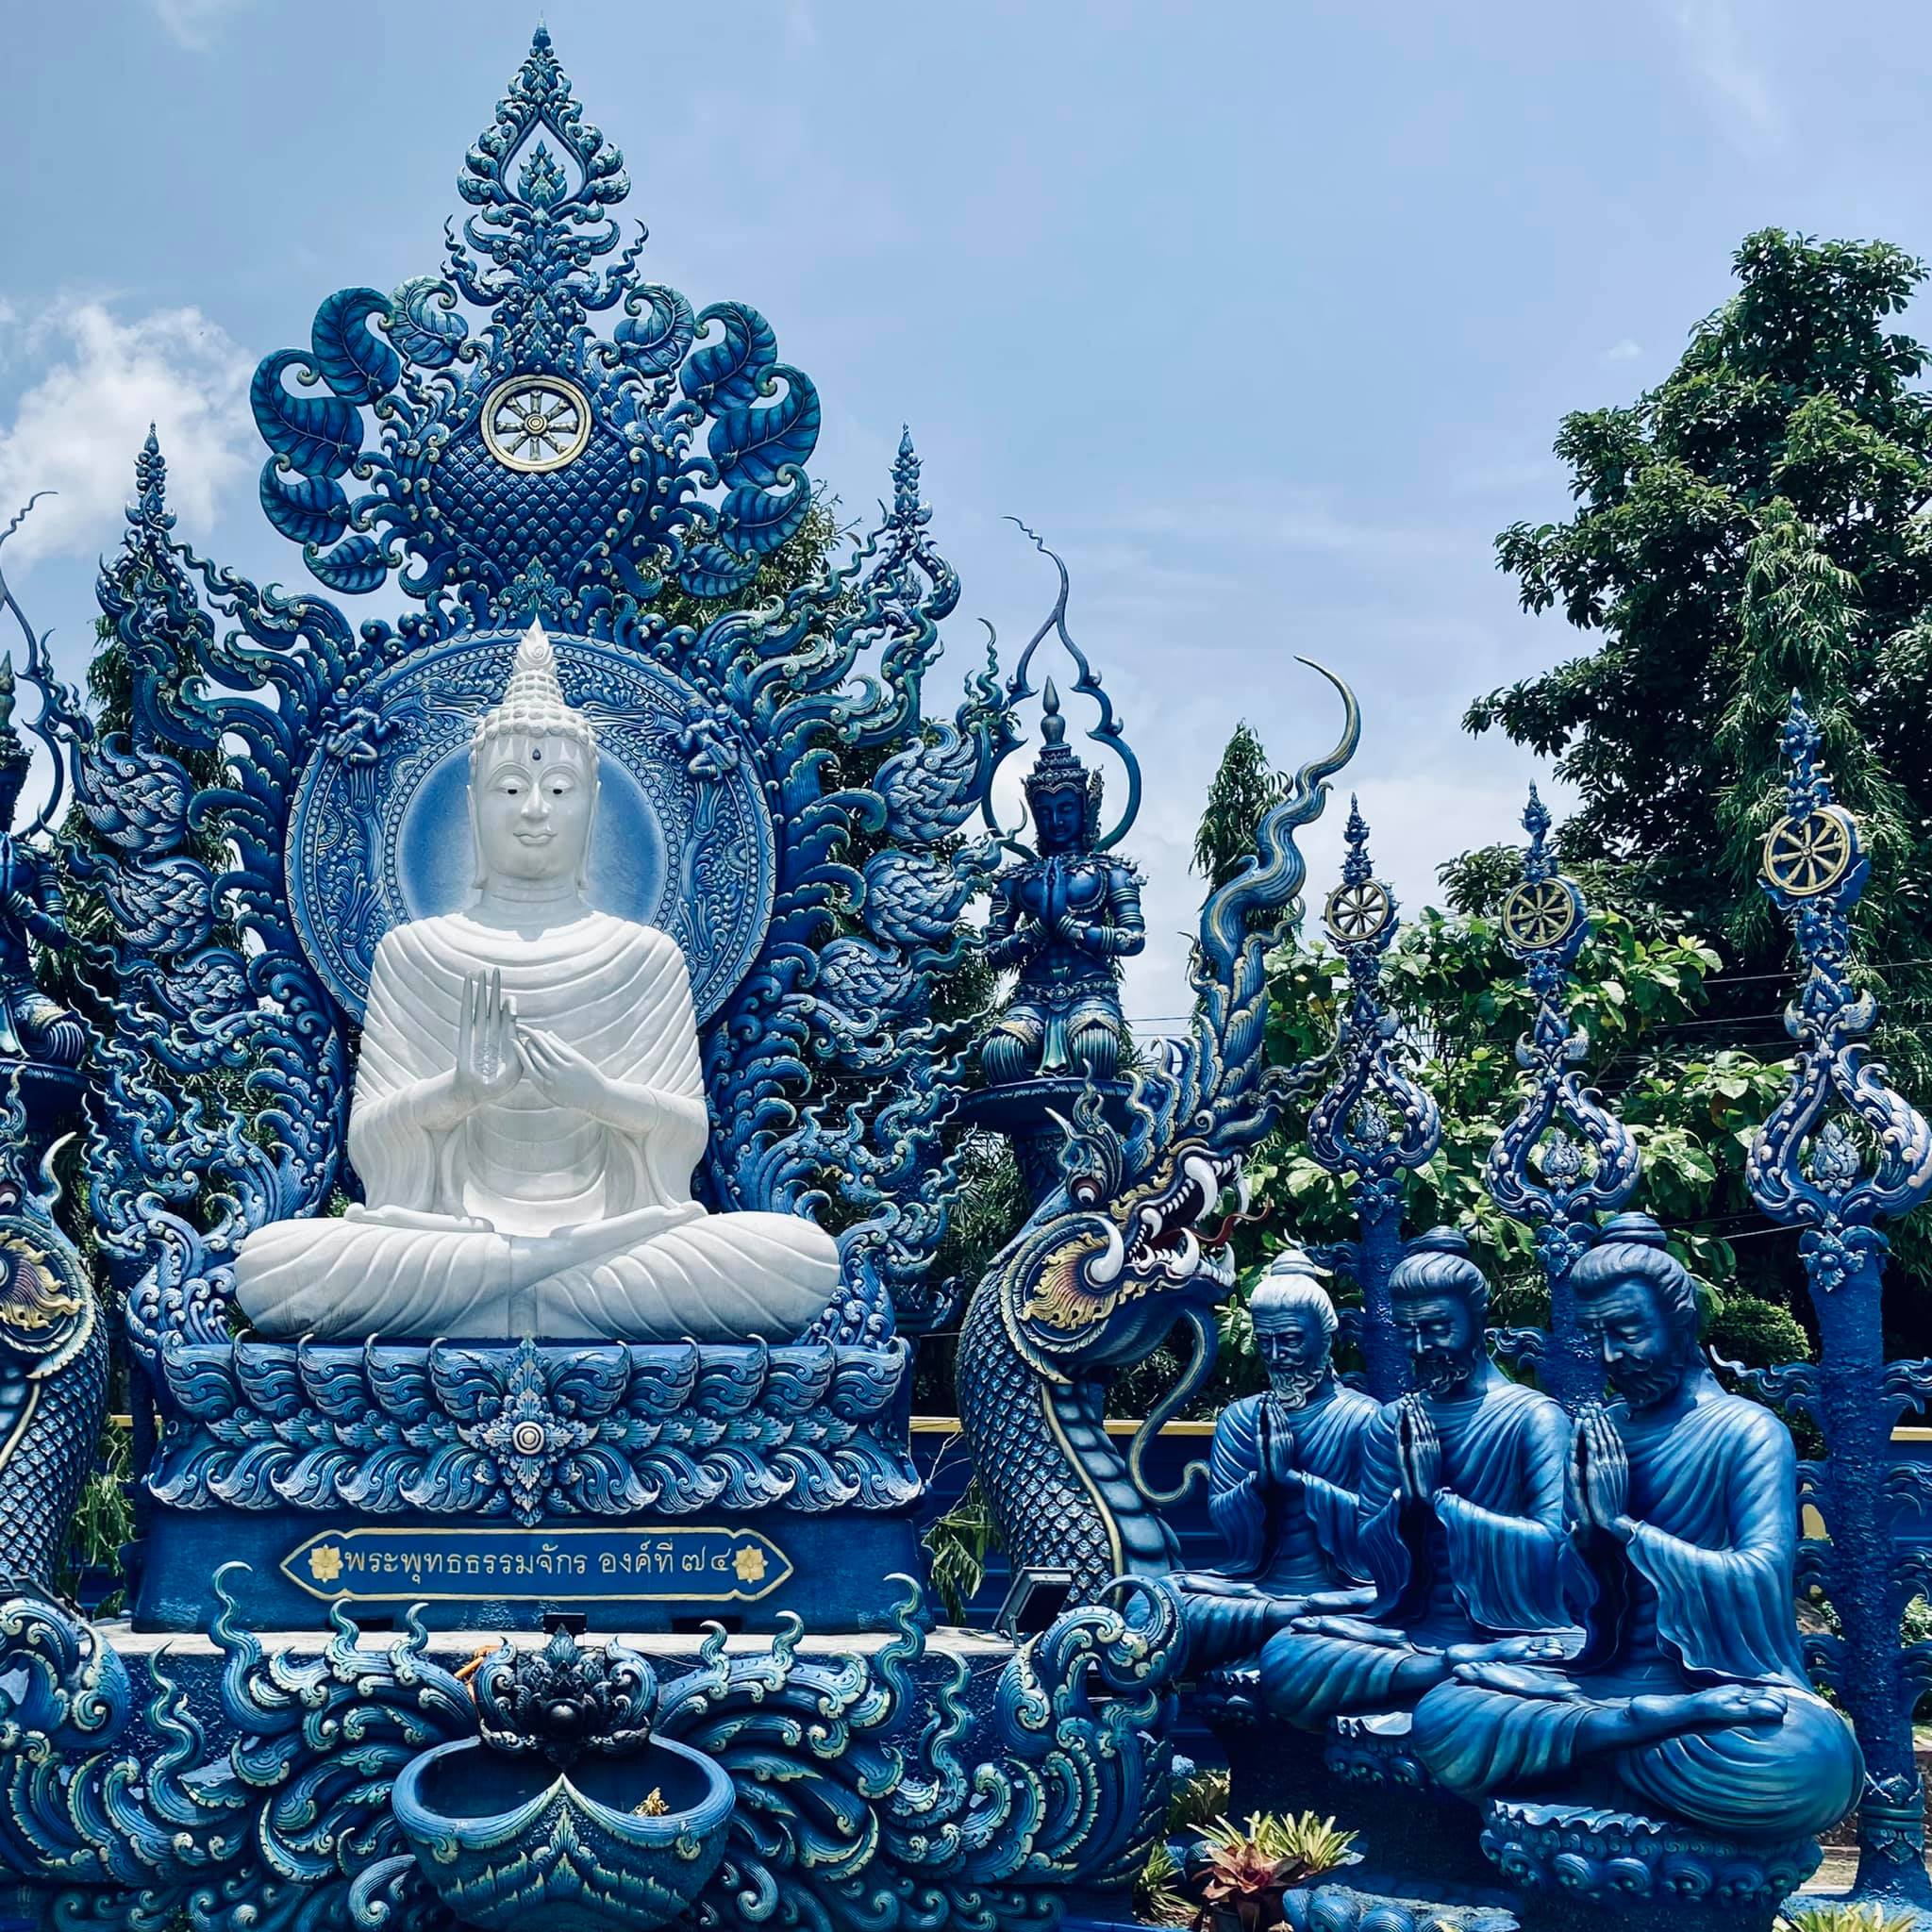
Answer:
xmin=452 ymin=968 xmax=522 ymax=1110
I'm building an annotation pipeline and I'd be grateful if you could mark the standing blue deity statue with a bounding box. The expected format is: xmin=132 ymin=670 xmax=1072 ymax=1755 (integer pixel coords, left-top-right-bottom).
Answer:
xmin=980 ymin=684 xmax=1145 ymax=1085
xmin=0 ymin=660 xmax=85 ymax=1071
xmin=1257 ymin=1228 xmax=1574 ymax=1732
xmin=1167 ymin=1248 xmax=1380 ymax=1672
xmin=1409 ymin=1213 xmax=1861 ymax=1844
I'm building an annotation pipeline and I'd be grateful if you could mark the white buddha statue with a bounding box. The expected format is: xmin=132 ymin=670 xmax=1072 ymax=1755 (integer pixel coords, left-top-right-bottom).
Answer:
xmin=235 ymin=625 xmax=843 ymax=1343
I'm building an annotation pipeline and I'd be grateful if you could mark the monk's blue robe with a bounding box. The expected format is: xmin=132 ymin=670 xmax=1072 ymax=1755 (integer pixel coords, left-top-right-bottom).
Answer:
xmin=1173 ymin=1381 xmax=1380 ymax=1670
xmin=1410 ymin=1381 xmax=1861 ymax=1840
xmin=1257 ymin=1375 xmax=1574 ymax=1731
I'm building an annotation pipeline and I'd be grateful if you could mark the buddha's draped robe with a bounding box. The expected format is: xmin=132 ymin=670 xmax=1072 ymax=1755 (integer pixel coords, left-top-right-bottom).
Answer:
xmin=1257 ymin=1376 xmax=1574 ymax=1730
xmin=235 ymin=912 xmax=842 ymax=1342
xmin=1174 ymin=1382 xmax=1379 ymax=1670
xmin=1410 ymin=1382 xmax=1861 ymax=1840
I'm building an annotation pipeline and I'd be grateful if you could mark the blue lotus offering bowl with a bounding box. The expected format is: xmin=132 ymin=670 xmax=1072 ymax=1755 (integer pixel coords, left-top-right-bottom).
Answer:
xmin=392 ymin=1731 xmax=735 ymax=1932
xmin=393 ymin=1626 xmax=732 ymax=1930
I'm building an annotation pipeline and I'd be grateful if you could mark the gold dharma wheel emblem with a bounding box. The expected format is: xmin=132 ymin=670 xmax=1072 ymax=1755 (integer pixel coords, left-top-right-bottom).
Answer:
xmin=480 ymin=375 xmax=592 ymax=473
xmin=1762 ymin=805 xmax=1857 ymax=898
xmin=1501 ymin=877 xmax=1582 ymax=953
xmin=1324 ymin=877 xmax=1393 ymax=946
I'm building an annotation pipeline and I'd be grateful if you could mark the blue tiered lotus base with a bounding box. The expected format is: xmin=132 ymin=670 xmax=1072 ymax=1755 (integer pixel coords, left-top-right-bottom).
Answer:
xmin=134 ymin=1336 xmax=923 ymax=1631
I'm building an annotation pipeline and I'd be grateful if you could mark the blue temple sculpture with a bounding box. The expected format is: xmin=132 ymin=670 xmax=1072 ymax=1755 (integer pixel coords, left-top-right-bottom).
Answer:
xmin=46 ymin=25 xmax=1032 ymax=1637
xmin=0 ymin=664 xmax=84 ymax=1076
xmin=1257 ymin=1228 xmax=1574 ymax=1732
xmin=980 ymin=680 xmax=1145 ymax=1085
xmin=1410 ymin=1215 xmax=1858 ymax=1836
xmin=1411 ymin=1214 xmax=1860 ymax=1924
xmin=1168 ymin=1246 xmax=1378 ymax=1671
xmin=234 ymin=624 xmax=841 ymax=1342
xmin=958 ymin=667 xmax=1358 ymax=1600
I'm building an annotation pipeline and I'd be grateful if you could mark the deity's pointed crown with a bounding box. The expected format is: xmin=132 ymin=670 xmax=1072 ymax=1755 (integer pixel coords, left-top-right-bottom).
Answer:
xmin=472 ymin=623 xmax=597 ymax=763
xmin=1024 ymin=680 xmax=1103 ymax=841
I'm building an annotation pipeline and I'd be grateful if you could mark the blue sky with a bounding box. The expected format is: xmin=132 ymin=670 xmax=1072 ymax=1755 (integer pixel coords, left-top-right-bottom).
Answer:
xmin=6 ymin=1 xmax=1931 ymax=1017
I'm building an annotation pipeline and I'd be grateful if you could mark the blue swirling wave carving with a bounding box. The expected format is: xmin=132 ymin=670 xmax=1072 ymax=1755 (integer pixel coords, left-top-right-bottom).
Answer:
xmin=0 ymin=1571 xmax=1186 ymax=1932
xmin=252 ymin=29 xmax=818 ymax=621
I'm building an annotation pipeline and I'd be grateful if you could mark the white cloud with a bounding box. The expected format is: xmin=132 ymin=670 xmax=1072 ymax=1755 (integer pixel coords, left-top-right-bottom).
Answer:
xmin=0 ymin=301 xmax=255 ymax=568
xmin=1668 ymin=0 xmax=1782 ymax=146
xmin=1110 ymin=491 xmax=1463 ymax=565
xmin=152 ymin=0 xmax=253 ymax=51
xmin=1604 ymin=338 xmax=1643 ymax=363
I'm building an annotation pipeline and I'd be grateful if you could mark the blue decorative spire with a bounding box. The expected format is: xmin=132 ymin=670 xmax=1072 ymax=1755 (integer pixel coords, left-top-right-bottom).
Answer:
xmin=1484 ymin=783 xmax=1639 ymax=1409
xmin=1521 ymin=781 xmax=1555 ymax=881
xmin=133 ymin=425 xmax=171 ymax=533
xmin=1740 ymin=695 xmax=1932 ymax=1906
xmin=983 ymin=524 xmax=1142 ymax=856
xmin=1307 ymin=795 xmax=1441 ymax=1397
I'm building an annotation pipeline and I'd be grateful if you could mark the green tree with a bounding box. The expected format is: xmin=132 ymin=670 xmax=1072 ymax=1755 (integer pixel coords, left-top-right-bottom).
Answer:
xmin=1193 ymin=721 xmax=1285 ymax=892
xmin=1470 ymin=230 xmax=1932 ymax=1311
xmin=1224 ymin=901 xmax=1798 ymax=1378
xmin=1469 ymin=231 xmax=1932 ymax=969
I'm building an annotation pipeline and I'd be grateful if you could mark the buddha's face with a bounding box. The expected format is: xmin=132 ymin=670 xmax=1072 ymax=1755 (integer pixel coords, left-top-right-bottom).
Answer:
xmin=472 ymin=733 xmax=595 ymax=885
xmin=1394 ymin=1291 xmax=1480 ymax=1399
xmin=1582 ymin=1274 xmax=1689 ymax=1412
xmin=1253 ymin=1299 xmax=1330 ymax=1407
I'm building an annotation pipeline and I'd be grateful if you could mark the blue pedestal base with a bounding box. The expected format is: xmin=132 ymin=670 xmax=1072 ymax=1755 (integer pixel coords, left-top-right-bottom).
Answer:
xmin=1479 ymin=1799 xmax=1821 ymax=1932
xmin=135 ymin=1335 xmax=925 ymax=1632
xmin=1327 ymin=1717 xmax=1515 ymax=1907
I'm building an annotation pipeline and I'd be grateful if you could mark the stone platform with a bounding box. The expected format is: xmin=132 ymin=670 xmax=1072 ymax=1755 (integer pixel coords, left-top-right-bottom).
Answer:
xmin=135 ymin=1336 xmax=924 ymax=1632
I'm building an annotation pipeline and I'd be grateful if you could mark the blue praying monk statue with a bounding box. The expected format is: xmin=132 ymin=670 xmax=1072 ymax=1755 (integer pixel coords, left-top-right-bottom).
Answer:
xmin=1167 ymin=1248 xmax=1380 ymax=1672
xmin=1409 ymin=1213 xmax=1861 ymax=1842
xmin=1257 ymin=1228 xmax=1574 ymax=1731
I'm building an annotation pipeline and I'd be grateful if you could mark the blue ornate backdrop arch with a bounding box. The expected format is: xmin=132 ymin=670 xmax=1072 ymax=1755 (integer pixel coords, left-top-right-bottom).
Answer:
xmin=79 ymin=29 xmax=1001 ymax=1384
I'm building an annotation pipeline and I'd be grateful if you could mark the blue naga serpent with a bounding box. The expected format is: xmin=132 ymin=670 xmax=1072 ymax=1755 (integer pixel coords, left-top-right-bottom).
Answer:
xmin=957 ymin=664 xmax=1359 ymax=1597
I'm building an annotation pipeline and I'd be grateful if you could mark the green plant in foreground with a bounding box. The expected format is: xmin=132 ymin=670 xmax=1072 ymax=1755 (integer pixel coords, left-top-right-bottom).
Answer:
xmin=1186 ymin=1811 xmax=1358 ymax=1931
xmin=58 ymin=1421 xmax=133 ymax=1610
xmin=1779 ymin=1905 xmax=1922 ymax=1932
xmin=1133 ymin=1840 xmax=1191 ymax=1929
xmin=1166 ymin=1767 xmax=1233 ymax=1835
xmin=919 ymin=1469 xmax=1000 ymax=1624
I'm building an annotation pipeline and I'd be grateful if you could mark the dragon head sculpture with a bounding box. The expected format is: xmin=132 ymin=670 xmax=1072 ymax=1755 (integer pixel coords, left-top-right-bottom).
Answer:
xmin=958 ymin=662 xmax=1359 ymax=1597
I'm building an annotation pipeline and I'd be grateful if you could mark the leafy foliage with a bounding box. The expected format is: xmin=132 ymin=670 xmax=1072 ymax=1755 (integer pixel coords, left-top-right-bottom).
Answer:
xmin=1472 ymin=230 xmax=1932 ymax=953
xmin=1778 ymin=1906 xmax=1922 ymax=1932
xmin=1193 ymin=721 xmax=1286 ymax=892
xmin=918 ymin=1465 xmax=1000 ymax=1623
xmin=1183 ymin=1811 xmax=1358 ymax=1931
xmin=1468 ymin=227 xmax=1932 ymax=1301
xmin=1241 ymin=901 xmax=1794 ymax=1335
